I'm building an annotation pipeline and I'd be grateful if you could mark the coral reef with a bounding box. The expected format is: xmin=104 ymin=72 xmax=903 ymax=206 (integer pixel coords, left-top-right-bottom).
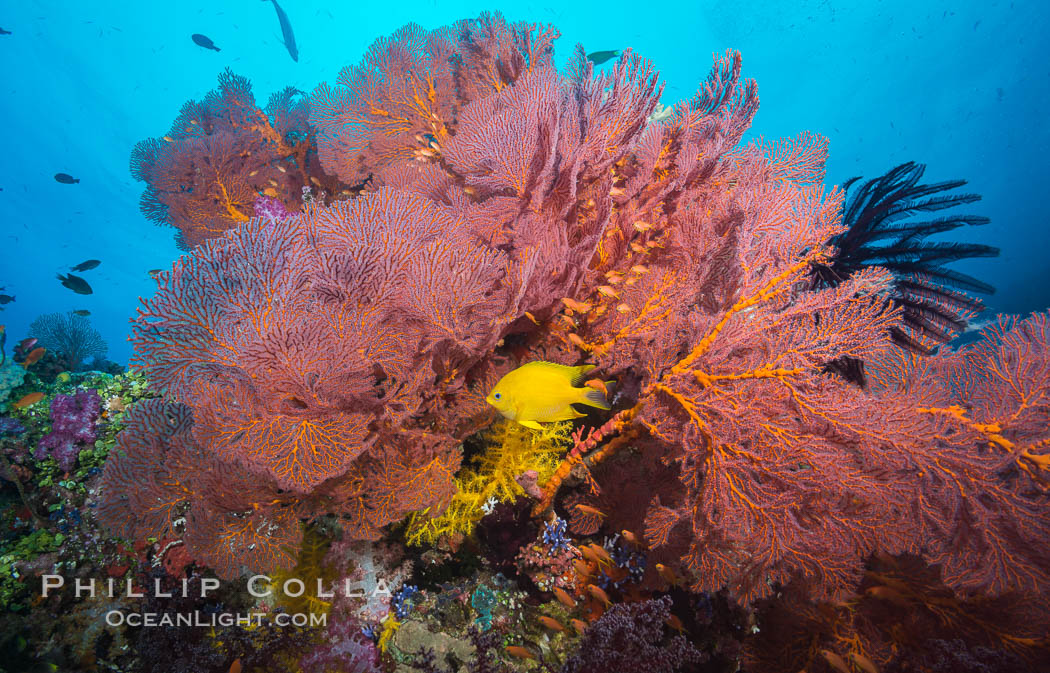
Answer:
xmin=10 ymin=9 xmax=1034 ymax=673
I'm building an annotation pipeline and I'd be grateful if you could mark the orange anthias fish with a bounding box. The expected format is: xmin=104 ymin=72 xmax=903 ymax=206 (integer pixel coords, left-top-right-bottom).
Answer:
xmin=849 ymin=652 xmax=880 ymax=673
xmin=573 ymin=559 xmax=592 ymax=578
xmin=505 ymin=645 xmax=536 ymax=661
xmin=552 ymin=586 xmax=576 ymax=608
xmin=580 ymin=545 xmax=603 ymax=566
xmin=538 ymin=616 xmax=565 ymax=632
xmin=656 ymin=563 xmax=679 ymax=585
xmin=570 ymin=618 xmax=588 ymax=634
xmin=22 ymin=347 xmax=46 ymax=368
xmin=228 ymin=659 xmax=242 ymax=673
xmin=574 ymin=503 xmax=606 ymax=519
xmin=621 ymin=530 xmax=645 ymax=548
xmin=587 ymin=543 xmax=613 ymax=565
xmin=665 ymin=614 xmax=685 ymax=633
xmin=13 ymin=392 xmax=45 ymax=408
xmin=585 ymin=584 xmax=612 ymax=607
xmin=822 ymin=650 xmax=852 ymax=673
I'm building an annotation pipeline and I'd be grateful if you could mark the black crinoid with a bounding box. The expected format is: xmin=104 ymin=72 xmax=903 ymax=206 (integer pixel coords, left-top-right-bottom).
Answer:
xmin=811 ymin=161 xmax=999 ymax=386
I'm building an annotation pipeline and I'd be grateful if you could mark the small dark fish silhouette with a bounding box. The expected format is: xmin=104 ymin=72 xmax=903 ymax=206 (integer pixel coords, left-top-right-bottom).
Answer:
xmin=262 ymin=0 xmax=298 ymax=62
xmin=587 ymin=50 xmax=621 ymax=65
xmin=73 ymin=309 xmax=91 ymax=316
xmin=191 ymin=33 xmax=221 ymax=51
xmin=57 ymin=273 xmax=93 ymax=295
xmin=148 ymin=268 xmax=163 ymax=279
xmin=0 ymin=28 xmax=11 ymax=35
xmin=0 ymin=294 xmax=14 ymax=305
xmin=54 ymin=173 xmax=80 ymax=184
xmin=71 ymin=259 xmax=101 ymax=272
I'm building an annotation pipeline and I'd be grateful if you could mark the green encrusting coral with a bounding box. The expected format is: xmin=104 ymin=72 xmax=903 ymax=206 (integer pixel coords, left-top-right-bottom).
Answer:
xmin=403 ymin=420 xmax=571 ymax=546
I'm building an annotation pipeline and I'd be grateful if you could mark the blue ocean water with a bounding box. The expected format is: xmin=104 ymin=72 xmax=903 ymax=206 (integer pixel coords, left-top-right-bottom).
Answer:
xmin=0 ymin=0 xmax=1046 ymax=364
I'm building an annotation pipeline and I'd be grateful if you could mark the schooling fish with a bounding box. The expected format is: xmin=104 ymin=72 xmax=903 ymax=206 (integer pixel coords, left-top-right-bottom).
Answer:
xmin=587 ymin=50 xmax=621 ymax=65
xmin=57 ymin=273 xmax=93 ymax=295
xmin=191 ymin=33 xmax=221 ymax=51
xmin=54 ymin=173 xmax=80 ymax=184
xmin=262 ymin=0 xmax=298 ymax=62
xmin=0 ymin=294 xmax=14 ymax=304
xmin=73 ymin=309 xmax=90 ymax=316
xmin=486 ymin=361 xmax=610 ymax=430
xmin=0 ymin=28 xmax=11 ymax=35
xmin=71 ymin=259 xmax=100 ymax=272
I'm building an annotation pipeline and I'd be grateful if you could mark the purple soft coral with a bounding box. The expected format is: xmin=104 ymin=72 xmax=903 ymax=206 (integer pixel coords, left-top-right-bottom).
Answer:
xmin=253 ymin=195 xmax=291 ymax=224
xmin=34 ymin=389 xmax=101 ymax=471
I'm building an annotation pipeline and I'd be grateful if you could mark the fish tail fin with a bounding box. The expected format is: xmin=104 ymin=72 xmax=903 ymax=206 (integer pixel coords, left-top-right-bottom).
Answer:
xmin=570 ymin=364 xmax=596 ymax=385
xmin=578 ymin=386 xmax=611 ymax=411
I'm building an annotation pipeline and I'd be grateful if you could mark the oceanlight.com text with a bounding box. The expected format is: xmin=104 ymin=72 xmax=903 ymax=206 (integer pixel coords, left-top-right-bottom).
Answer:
xmin=104 ymin=611 xmax=327 ymax=627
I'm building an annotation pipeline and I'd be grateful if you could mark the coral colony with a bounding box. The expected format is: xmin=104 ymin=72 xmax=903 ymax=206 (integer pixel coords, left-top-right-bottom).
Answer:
xmin=1 ymin=11 xmax=1047 ymax=672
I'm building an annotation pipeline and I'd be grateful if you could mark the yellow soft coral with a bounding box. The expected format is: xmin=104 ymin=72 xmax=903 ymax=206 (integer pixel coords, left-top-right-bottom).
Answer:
xmin=266 ymin=525 xmax=335 ymax=616
xmin=404 ymin=420 xmax=571 ymax=545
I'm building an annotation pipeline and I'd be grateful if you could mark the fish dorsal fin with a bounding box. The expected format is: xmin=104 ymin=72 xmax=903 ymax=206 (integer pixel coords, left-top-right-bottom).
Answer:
xmin=571 ymin=364 xmax=595 ymax=386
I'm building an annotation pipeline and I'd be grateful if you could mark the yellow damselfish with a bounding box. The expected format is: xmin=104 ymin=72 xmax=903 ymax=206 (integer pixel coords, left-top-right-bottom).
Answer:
xmin=486 ymin=361 xmax=610 ymax=430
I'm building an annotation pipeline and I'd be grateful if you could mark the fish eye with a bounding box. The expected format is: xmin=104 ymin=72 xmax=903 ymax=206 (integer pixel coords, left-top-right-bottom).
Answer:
xmin=494 ymin=392 xmax=501 ymax=400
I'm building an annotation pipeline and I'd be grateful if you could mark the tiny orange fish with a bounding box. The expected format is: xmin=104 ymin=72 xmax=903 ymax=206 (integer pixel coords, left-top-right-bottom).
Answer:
xmin=538 ymin=616 xmax=565 ymax=632
xmin=574 ymin=503 xmax=606 ymax=518
xmin=822 ymin=650 xmax=851 ymax=673
xmin=585 ymin=584 xmax=611 ymax=607
xmin=865 ymin=585 xmax=910 ymax=606
xmin=665 ymin=614 xmax=685 ymax=632
xmin=621 ymin=530 xmax=645 ymax=548
xmin=632 ymin=220 xmax=652 ymax=232
xmin=596 ymin=285 xmax=619 ymax=298
xmin=579 ymin=546 xmax=602 ymax=566
xmin=228 ymin=659 xmax=242 ymax=673
xmin=583 ymin=379 xmax=609 ymax=397
xmin=570 ymin=618 xmax=588 ymax=634
xmin=573 ymin=559 xmax=591 ymax=578
xmin=552 ymin=586 xmax=576 ymax=608
xmin=561 ymin=297 xmax=591 ymax=314
xmin=587 ymin=544 xmax=613 ymax=565
xmin=567 ymin=333 xmax=588 ymax=349
xmin=849 ymin=652 xmax=880 ymax=673
xmin=22 ymin=347 xmax=46 ymax=368
xmin=505 ymin=645 xmax=536 ymax=661
xmin=13 ymin=392 xmax=44 ymax=408
xmin=630 ymin=265 xmax=649 ymax=274
xmin=655 ymin=563 xmax=678 ymax=585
